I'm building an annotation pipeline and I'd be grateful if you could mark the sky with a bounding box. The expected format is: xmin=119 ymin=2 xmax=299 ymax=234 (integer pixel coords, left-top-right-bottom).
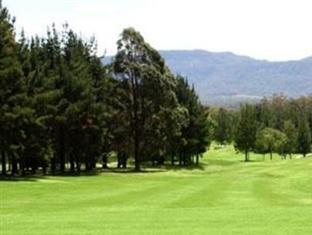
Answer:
xmin=4 ymin=0 xmax=312 ymax=61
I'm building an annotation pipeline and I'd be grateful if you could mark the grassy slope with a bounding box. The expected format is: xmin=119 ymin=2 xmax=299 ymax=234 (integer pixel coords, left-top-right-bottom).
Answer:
xmin=1 ymin=145 xmax=312 ymax=235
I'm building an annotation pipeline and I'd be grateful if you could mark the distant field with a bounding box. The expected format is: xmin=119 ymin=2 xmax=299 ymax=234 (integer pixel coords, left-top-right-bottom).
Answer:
xmin=1 ymin=145 xmax=312 ymax=235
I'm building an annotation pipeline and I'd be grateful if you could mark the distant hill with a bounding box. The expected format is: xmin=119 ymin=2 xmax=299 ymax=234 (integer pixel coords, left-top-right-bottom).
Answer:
xmin=104 ymin=50 xmax=312 ymax=107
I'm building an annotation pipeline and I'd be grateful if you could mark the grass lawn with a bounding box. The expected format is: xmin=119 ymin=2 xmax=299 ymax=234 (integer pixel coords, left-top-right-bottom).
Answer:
xmin=1 ymin=145 xmax=312 ymax=235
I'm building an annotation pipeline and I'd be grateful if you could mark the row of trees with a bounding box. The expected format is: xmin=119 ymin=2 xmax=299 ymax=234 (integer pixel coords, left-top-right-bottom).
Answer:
xmin=211 ymin=95 xmax=312 ymax=161
xmin=1 ymin=2 xmax=311 ymax=176
xmin=0 ymin=2 xmax=211 ymax=176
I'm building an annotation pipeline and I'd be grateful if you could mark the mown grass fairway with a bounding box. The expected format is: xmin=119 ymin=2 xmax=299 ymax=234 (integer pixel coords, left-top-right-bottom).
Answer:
xmin=1 ymin=145 xmax=312 ymax=235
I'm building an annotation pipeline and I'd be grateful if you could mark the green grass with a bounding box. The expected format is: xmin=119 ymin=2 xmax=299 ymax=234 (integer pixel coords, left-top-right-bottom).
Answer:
xmin=2 ymin=145 xmax=312 ymax=235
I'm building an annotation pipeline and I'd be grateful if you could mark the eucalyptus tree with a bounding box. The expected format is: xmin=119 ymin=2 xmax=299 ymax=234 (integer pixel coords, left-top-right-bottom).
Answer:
xmin=112 ymin=28 xmax=181 ymax=171
xmin=255 ymin=127 xmax=287 ymax=160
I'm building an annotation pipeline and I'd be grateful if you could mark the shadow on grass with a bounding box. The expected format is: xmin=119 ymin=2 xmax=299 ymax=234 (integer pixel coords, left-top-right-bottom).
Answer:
xmin=163 ymin=163 xmax=207 ymax=171
xmin=0 ymin=161 xmax=218 ymax=181
xmin=260 ymin=172 xmax=284 ymax=179
xmin=0 ymin=175 xmax=46 ymax=182
xmin=104 ymin=161 xmax=208 ymax=173
xmin=103 ymin=168 xmax=165 ymax=174
xmin=239 ymin=159 xmax=265 ymax=164
xmin=0 ymin=170 xmax=103 ymax=182
xmin=207 ymin=159 xmax=240 ymax=166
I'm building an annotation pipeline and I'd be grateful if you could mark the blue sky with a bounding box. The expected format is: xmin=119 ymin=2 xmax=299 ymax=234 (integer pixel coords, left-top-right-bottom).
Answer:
xmin=4 ymin=0 xmax=312 ymax=61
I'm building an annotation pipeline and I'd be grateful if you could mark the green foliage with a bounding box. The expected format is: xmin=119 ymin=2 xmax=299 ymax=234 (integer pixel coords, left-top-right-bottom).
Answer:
xmin=213 ymin=108 xmax=234 ymax=144
xmin=297 ymin=116 xmax=311 ymax=157
xmin=282 ymin=120 xmax=298 ymax=157
xmin=255 ymin=127 xmax=288 ymax=159
xmin=1 ymin=1 xmax=311 ymax=176
xmin=112 ymin=28 xmax=186 ymax=170
xmin=0 ymin=3 xmax=24 ymax=175
xmin=174 ymin=76 xmax=212 ymax=165
xmin=234 ymin=104 xmax=257 ymax=161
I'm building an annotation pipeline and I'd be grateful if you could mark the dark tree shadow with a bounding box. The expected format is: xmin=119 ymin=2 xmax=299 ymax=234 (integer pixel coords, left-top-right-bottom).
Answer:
xmin=161 ymin=163 xmax=207 ymax=171
xmin=0 ymin=175 xmax=45 ymax=182
xmin=103 ymin=168 xmax=165 ymax=174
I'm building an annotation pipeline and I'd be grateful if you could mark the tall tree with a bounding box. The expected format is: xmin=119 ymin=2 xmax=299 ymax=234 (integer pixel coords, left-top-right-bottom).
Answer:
xmin=297 ymin=116 xmax=311 ymax=158
xmin=112 ymin=28 xmax=179 ymax=171
xmin=255 ymin=127 xmax=287 ymax=160
xmin=282 ymin=120 xmax=298 ymax=159
xmin=174 ymin=76 xmax=211 ymax=165
xmin=0 ymin=2 xmax=24 ymax=175
xmin=214 ymin=108 xmax=233 ymax=145
xmin=234 ymin=104 xmax=257 ymax=162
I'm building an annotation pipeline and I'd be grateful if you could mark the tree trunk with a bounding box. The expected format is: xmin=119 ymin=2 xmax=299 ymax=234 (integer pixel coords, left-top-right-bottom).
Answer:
xmin=76 ymin=162 xmax=81 ymax=173
xmin=196 ymin=155 xmax=199 ymax=165
xmin=244 ymin=150 xmax=248 ymax=162
xmin=92 ymin=161 xmax=96 ymax=170
xmin=134 ymin=136 xmax=140 ymax=171
xmin=59 ymin=138 xmax=65 ymax=173
xmin=42 ymin=165 xmax=47 ymax=175
xmin=102 ymin=154 xmax=108 ymax=169
xmin=11 ymin=154 xmax=18 ymax=176
xmin=1 ymin=151 xmax=6 ymax=176
xmin=123 ymin=158 xmax=127 ymax=169
xmin=51 ymin=157 xmax=56 ymax=175
xmin=31 ymin=166 xmax=36 ymax=175
xmin=69 ymin=154 xmax=75 ymax=173
xmin=85 ymin=162 xmax=91 ymax=172
xmin=179 ymin=153 xmax=182 ymax=166
xmin=270 ymin=151 xmax=273 ymax=160
xmin=171 ymin=155 xmax=175 ymax=166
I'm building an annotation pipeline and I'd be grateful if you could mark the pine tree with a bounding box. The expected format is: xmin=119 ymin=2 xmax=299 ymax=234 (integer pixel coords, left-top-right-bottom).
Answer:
xmin=17 ymin=33 xmax=55 ymax=174
xmin=297 ymin=116 xmax=311 ymax=158
xmin=0 ymin=2 xmax=24 ymax=175
xmin=234 ymin=104 xmax=257 ymax=162
xmin=174 ymin=76 xmax=211 ymax=165
xmin=214 ymin=108 xmax=233 ymax=145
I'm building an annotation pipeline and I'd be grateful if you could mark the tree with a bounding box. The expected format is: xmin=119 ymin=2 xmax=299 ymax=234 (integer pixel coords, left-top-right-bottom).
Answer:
xmin=255 ymin=127 xmax=287 ymax=160
xmin=282 ymin=120 xmax=298 ymax=159
xmin=15 ymin=32 xmax=56 ymax=175
xmin=214 ymin=108 xmax=233 ymax=145
xmin=234 ymin=104 xmax=257 ymax=162
xmin=174 ymin=76 xmax=211 ymax=165
xmin=0 ymin=2 xmax=24 ymax=175
xmin=112 ymin=28 xmax=180 ymax=171
xmin=297 ymin=116 xmax=311 ymax=158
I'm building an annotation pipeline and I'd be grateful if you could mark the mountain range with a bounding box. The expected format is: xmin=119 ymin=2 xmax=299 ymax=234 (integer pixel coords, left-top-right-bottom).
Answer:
xmin=105 ymin=50 xmax=312 ymax=106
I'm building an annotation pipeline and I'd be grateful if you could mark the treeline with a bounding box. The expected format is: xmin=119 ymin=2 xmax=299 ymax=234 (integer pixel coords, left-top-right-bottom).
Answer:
xmin=211 ymin=95 xmax=312 ymax=161
xmin=0 ymin=3 xmax=211 ymax=176
xmin=1 ymin=2 xmax=311 ymax=176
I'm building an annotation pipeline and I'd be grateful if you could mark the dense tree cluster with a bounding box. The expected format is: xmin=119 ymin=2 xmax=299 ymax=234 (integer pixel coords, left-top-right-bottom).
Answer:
xmin=210 ymin=95 xmax=312 ymax=161
xmin=0 ymin=3 xmax=210 ymax=175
